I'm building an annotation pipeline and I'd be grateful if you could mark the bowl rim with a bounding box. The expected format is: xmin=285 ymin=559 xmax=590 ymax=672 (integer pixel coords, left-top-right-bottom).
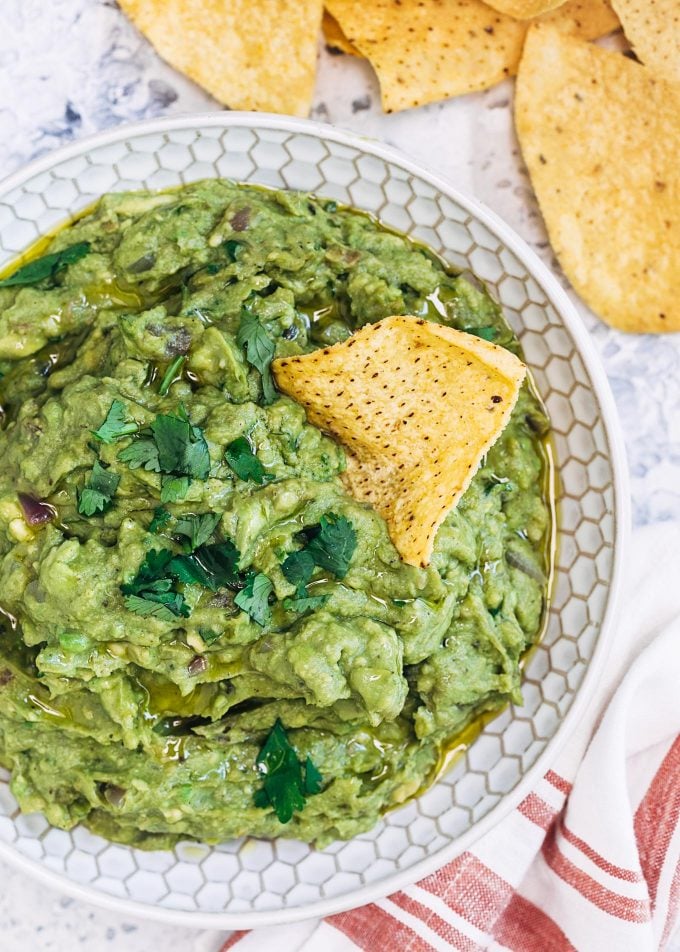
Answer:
xmin=0 ymin=111 xmax=631 ymax=930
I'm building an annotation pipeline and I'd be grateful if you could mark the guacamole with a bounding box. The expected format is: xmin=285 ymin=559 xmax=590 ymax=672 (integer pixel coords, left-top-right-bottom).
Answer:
xmin=0 ymin=181 xmax=552 ymax=848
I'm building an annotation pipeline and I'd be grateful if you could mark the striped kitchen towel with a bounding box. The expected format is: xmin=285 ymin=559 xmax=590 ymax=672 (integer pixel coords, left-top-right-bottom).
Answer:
xmin=215 ymin=522 xmax=680 ymax=952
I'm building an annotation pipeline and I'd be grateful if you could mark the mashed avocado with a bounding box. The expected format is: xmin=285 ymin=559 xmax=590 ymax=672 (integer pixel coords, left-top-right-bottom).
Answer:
xmin=0 ymin=181 xmax=551 ymax=848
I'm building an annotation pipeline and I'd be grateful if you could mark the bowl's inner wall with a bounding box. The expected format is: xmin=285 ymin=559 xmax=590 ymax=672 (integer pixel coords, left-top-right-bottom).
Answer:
xmin=0 ymin=123 xmax=616 ymax=917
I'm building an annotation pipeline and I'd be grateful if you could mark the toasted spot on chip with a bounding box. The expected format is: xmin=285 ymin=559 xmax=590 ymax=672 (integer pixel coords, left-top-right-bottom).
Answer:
xmin=516 ymin=24 xmax=680 ymax=332
xmin=273 ymin=316 xmax=526 ymax=567
xmin=611 ymin=0 xmax=680 ymax=84
xmin=485 ymin=0 xmax=567 ymax=17
xmin=118 ymin=0 xmax=323 ymax=116
xmin=323 ymin=9 xmax=361 ymax=55
xmin=324 ymin=0 xmax=619 ymax=112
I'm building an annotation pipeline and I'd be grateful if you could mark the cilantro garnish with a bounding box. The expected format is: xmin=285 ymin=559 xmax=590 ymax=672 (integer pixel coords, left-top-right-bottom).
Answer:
xmin=120 ymin=548 xmax=189 ymax=621
xmin=123 ymin=592 xmax=189 ymax=621
xmin=0 ymin=241 xmax=90 ymax=288
xmin=92 ymin=400 xmax=139 ymax=444
xmin=236 ymin=307 xmax=276 ymax=405
xmin=152 ymin=406 xmax=210 ymax=480
xmin=253 ymin=720 xmax=323 ymax=823
xmin=77 ymin=461 xmax=120 ymax=516
xmin=281 ymin=513 xmax=356 ymax=602
xmin=174 ymin=512 xmax=221 ymax=551
xmin=160 ymin=475 xmax=190 ymax=503
xmin=158 ymin=355 xmax=186 ymax=397
xmin=281 ymin=549 xmax=316 ymax=597
xmin=199 ymin=627 xmax=222 ymax=646
xmin=118 ymin=404 xmax=210 ymax=502
xmin=283 ymin=594 xmax=329 ymax=614
xmin=225 ymin=436 xmax=270 ymax=484
xmin=118 ymin=434 xmax=160 ymax=472
xmin=234 ymin=572 xmax=273 ymax=626
xmin=305 ymin=513 xmax=357 ymax=579
xmin=149 ymin=506 xmax=171 ymax=534
xmin=169 ymin=539 xmax=241 ymax=591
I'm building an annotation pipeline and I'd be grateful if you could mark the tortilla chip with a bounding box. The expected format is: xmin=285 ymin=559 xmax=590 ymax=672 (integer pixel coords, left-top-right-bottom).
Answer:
xmin=611 ymin=0 xmax=680 ymax=84
xmin=273 ymin=317 xmax=526 ymax=567
xmin=118 ymin=0 xmax=323 ymax=116
xmin=516 ymin=26 xmax=680 ymax=333
xmin=485 ymin=0 xmax=566 ymax=17
xmin=324 ymin=0 xmax=619 ymax=112
xmin=323 ymin=10 xmax=361 ymax=55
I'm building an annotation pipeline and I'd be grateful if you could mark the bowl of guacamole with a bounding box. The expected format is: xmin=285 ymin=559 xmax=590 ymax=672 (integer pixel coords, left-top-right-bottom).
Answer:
xmin=0 ymin=116 xmax=626 ymax=925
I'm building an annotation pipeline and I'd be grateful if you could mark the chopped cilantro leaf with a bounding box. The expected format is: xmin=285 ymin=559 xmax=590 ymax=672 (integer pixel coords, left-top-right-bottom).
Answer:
xmin=169 ymin=540 xmax=241 ymax=591
xmin=152 ymin=408 xmax=210 ymax=480
xmin=303 ymin=756 xmax=323 ymax=795
xmin=121 ymin=548 xmax=189 ymax=621
xmin=174 ymin=512 xmax=221 ymax=552
xmin=199 ymin=627 xmax=223 ymax=646
xmin=149 ymin=506 xmax=171 ymax=534
xmin=118 ymin=406 xmax=210 ymax=499
xmin=236 ymin=308 xmax=276 ymax=404
xmin=234 ymin=571 xmax=273 ymax=626
xmin=92 ymin=400 xmax=139 ymax=444
xmin=117 ymin=434 xmax=160 ymax=472
xmin=160 ymin=475 xmax=189 ymax=502
xmin=0 ymin=241 xmax=90 ymax=288
xmin=306 ymin=513 xmax=356 ymax=579
xmin=121 ymin=548 xmax=174 ymax=595
xmin=283 ymin=594 xmax=329 ymax=614
xmin=158 ymin=355 xmax=186 ymax=397
xmin=77 ymin=461 xmax=120 ymax=517
xmin=225 ymin=436 xmax=269 ymax=484
xmin=281 ymin=549 xmax=316 ymax=597
xmin=254 ymin=720 xmax=322 ymax=823
xmin=123 ymin=592 xmax=189 ymax=621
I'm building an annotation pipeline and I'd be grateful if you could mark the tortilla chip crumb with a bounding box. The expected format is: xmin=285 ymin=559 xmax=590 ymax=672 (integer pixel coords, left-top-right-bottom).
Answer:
xmin=273 ymin=316 xmax=526 ymax=566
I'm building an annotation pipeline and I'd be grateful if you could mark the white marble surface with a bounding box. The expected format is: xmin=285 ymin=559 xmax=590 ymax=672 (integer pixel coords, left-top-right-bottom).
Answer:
xmin=1 ymin=1 xmax=679 ymax=949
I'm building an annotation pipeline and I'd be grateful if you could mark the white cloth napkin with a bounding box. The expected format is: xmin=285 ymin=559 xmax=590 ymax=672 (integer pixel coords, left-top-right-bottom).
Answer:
xmin=207 ymin=522 xmax=680 ymax=951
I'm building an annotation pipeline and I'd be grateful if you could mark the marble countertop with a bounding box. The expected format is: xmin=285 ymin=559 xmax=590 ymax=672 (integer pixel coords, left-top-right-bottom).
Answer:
xmin=1 ymin=1 xmax=679 ymax=949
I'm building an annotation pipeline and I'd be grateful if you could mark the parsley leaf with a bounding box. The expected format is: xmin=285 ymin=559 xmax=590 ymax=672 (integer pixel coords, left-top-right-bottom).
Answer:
xmin=149 ymin=506 xmax=171 ymax=534
xmin=0 ymin=241 xmax=90 ymax=288
xmin=236 ymin=307 xmax=276 ymax=404
xmin=283 ymin=594 xmax=329 ymax=614
xmin=158 ymin=355 xmax=186 ymax=397
xmin=92 ymin=400 xmax=139 ymax=444
xmin=225 ymin=436 xmax=270 ymax=484
xmin=234 ymin=571 xmax=273 ymax=626
xmin=254 ymin=720 xmax=322 ymax=823
xmin=174 ymin=512 xmax=221 ymax=552
xmin=306 ymin=513 xmax=357 ymax=579
xmin=118 ymin=434 xmax=160 ymax=472
xmin=77 ymin=461 xmax=120 ymax=516
xmin=281 ymin=549 xmax=316 ymax=597
xmin=169 ymin=540 xmax=241 ymax=591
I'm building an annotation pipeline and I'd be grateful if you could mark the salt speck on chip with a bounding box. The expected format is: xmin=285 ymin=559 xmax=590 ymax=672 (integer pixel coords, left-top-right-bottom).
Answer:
xmin=273 ymin=316 xmax=526 ymax=568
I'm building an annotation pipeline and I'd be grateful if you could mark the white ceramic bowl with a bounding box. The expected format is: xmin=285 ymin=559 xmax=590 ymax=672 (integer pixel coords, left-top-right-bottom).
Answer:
xmin=0 ymin=114 xmax=629 ymax=928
